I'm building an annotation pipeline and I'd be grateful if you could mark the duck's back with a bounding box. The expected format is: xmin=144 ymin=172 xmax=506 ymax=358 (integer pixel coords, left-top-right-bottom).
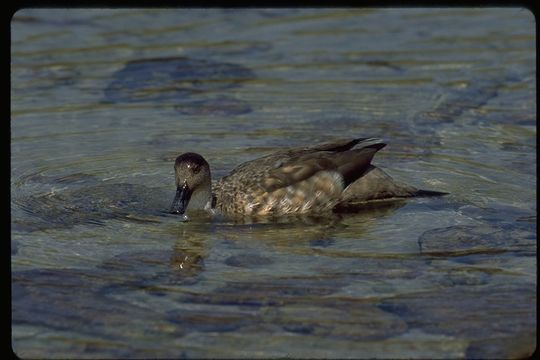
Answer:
xmin=213 ymin=138 xmax=388 ymax=215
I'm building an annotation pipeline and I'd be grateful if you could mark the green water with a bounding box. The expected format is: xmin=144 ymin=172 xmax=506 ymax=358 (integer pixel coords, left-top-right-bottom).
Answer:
xmin=11 ymin=8 xmax=535 ymax=358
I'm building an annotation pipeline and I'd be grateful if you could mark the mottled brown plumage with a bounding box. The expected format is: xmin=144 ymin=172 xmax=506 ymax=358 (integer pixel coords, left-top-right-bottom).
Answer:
xmin=170 ymin=138 xmax=446 ymax=217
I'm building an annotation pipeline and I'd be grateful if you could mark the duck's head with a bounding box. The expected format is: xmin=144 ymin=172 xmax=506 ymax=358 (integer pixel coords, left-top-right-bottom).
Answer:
xmin=170 ymin=152 xmax=212 ymax=215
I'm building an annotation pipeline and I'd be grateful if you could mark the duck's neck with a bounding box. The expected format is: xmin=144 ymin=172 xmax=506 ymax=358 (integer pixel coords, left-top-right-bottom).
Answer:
xmin=189 ymin=180 xmax=213 ymax=212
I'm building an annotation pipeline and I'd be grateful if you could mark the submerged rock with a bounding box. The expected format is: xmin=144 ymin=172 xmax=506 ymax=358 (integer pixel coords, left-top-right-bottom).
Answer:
xmin=104 ymin=56 xmax=255 ymax=104
xmin=378 ymin=284 xmax=536 ymax=357
xmin=11 ymin=266 xmax=186 ymax=358
xmin=224 ymin=254 xmax=274 ymax=268
xmin=418 ymin=224 xmax=536 ymax=256
xmin=175 ymin=96 xmax=252 ymax=116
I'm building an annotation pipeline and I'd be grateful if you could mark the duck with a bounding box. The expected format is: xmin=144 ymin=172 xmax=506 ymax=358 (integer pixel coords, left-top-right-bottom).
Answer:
xmin=169 ymin=137 xmax=446 ymax=218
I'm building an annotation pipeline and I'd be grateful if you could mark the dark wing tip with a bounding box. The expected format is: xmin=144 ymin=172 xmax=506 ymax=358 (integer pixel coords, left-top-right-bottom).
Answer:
xmin=354 ymin=137 xmax=387 ymax=151
xmin=365 ymin=142 xmax=387 ymax=151
xmin=414 ymin=189 xmax=449 ymax=197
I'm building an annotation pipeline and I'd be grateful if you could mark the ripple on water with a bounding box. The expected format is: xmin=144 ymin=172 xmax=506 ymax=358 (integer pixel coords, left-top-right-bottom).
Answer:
xmin=12 ymin=182 xmax=170 ymax=232
xmin=10 ymin=7 xmax=535 ymax=359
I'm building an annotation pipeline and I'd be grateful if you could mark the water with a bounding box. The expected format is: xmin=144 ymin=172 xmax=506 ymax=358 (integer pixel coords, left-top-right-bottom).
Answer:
xmin=11 ymin=8 xmax=536 ymax=358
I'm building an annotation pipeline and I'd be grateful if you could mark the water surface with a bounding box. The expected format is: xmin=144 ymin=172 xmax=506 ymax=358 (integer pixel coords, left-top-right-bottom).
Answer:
xmin=11 ymin=8 xmax=536 ymax=358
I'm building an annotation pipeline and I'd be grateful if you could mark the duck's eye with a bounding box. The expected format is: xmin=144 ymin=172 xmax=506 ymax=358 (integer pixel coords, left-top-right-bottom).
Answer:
xmin=188 ymin=163 xmax=201 ymax=174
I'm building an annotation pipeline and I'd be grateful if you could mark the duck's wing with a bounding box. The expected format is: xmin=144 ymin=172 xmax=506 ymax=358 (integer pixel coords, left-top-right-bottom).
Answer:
xmin=262 ymin=138 xmax=386 ymax=192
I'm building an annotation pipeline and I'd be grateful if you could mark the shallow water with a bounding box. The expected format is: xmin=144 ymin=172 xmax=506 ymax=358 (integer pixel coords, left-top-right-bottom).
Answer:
xmin=11 ymin=8 xmax=536 ymax=358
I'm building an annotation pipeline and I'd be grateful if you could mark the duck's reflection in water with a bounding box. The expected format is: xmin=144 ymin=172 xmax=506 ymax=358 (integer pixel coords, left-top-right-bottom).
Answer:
xmin=162 ymin=199 xmax=410 ymax=295
xmin=203 ymin=199 xmax=408 ymax=251
xmin=168 ymin=219 xmax=213 ymax=277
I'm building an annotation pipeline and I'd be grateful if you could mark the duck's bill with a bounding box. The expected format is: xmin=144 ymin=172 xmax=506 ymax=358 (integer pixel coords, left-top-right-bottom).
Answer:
xmin=170 ymin=183 xmax=192 ymax=215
